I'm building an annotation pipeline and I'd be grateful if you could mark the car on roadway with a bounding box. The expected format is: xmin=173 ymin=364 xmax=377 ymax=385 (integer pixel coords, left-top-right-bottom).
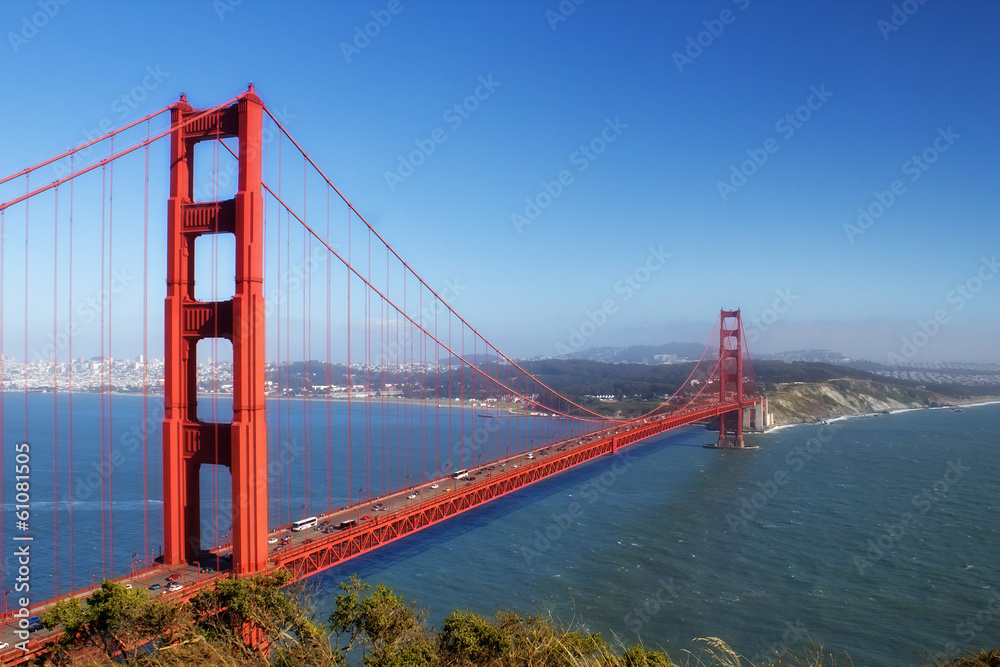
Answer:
xmin=166 ymin=574 xmax=180 ymax=581
xmin=267 ymin=537 xmax=278 ymax=544
xmin=361 ymin=515 xmax=371 ymax=521
xmin=430 ymin=483 xmax=439 ymax=489
xmin=407 ymin=493 xmax=417 ymax=499
xmin=167 ymin=583 xmax=183 ymax=592
xmin=149 ymin=583 xmax=162 ymax=590
xmin=28 ymin=622 xmax=44 ymax=633
xmin=0 ymin=641 xmax=9 ymax=650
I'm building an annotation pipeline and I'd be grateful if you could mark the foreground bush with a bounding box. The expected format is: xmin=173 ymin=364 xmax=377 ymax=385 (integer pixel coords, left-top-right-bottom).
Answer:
xmin=37 ymin=574 xmax=997 ymax=667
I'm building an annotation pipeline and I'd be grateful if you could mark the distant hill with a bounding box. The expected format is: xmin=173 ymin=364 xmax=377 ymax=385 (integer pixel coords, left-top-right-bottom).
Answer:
xmin=530 ymin=342 xmax=707 ymax=364
xmin=755 ymin=349 xmax=852 ymax=364
xmin=438 ymin=353 xmax=500 ymax=366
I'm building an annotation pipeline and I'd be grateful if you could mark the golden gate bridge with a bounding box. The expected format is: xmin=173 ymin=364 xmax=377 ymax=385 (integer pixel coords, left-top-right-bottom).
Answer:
xmin=0 ymin=86 xmax=763 ymax=663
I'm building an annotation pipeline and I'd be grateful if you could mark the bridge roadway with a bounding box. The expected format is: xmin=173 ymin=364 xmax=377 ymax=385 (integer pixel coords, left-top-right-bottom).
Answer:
xmin=0 ymin=399 xmax=754 ymax=665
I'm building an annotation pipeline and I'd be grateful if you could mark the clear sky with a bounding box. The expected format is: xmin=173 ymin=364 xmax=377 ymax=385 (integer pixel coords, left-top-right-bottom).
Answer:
xmin=1 ymin=0 xmax=998 ymax=363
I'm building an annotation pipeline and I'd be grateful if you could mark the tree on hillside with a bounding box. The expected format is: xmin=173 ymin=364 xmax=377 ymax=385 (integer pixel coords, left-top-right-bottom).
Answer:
xmin=42 ymin=580 xmax=188 ymax=661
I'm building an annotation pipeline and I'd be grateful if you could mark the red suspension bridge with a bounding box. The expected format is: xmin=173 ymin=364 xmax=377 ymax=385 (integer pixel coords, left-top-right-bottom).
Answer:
xmin=0 ymin=87 xmax=763 ymax=662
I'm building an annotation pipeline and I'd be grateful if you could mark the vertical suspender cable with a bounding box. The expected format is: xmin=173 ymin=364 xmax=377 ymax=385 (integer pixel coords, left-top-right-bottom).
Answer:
xmin=1 ymin=208 xmax=5 ymax=587
xmin=285 ymin=203 xmax=291 ymax=517
xmin=52 ymin=186 xmax=59 ymax=594
xmin=326 ymin=185 xmax=332 ymax=513
xmin=99 ymin=165 xmax=106 ymax=579
xmin=366 ymin=229 xmax=371 ymax=501
xmin=212 ymin=131 xmax=220 ymax=551
xmin=68 ymin=158 xmax=75 ymax=587
xmin=302 ymin=159 xmax=313 ymax=515
xmin=108 ymin=137 xmax=115 ymax=572
xmin=346 ymin=207 xmax=352 ymax=508
xmin=434 ymin=291 xmax=439 ymax=476
xmin=382 ymin=271 xmax=386 ymax=493
xmin=142 ymin=125 xmax=150 ymax=569
xmin=275 ymin=186 xmax=283 ymax=526
xmin=23 ymin=176 xmax=28 ymax=453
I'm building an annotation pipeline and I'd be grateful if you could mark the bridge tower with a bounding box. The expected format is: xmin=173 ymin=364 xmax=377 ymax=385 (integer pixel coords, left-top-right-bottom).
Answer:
xmin=718 ymin=309 xmax=745 ymax=447
xmin=162 ymin=87 xmax=269 ymax=574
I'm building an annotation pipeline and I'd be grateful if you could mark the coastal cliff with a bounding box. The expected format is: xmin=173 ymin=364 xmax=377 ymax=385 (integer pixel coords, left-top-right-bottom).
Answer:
xmin=765 ymin=377 xmax=957 ymax=426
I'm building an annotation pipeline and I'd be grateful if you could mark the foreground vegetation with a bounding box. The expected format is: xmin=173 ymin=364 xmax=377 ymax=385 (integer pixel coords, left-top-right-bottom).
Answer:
xmin=35 ymin=573 xmax=999 ymax=667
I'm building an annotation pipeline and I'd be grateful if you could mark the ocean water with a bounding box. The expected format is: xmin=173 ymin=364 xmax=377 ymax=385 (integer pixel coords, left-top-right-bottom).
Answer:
xmin=2 ymin=394 xmax=999 ymax=665
xmin=307 ymin=402 xmax=1000 ymax=666
xmin=0 ymin=392 xmax=593 ymax=597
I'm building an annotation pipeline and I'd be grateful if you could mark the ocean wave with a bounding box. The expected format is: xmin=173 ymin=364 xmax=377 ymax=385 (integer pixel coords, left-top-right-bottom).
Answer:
xmin=956 ymin=400 xmax=1000 ymax=409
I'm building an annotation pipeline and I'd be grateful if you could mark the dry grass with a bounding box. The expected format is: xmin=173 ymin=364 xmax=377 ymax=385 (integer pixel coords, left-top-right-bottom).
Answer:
xmin=926 ymin=649 xmax=1000 ymax=667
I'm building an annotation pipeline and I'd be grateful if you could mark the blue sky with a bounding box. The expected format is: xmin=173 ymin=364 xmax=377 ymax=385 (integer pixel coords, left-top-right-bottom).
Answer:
xmin=1 ymin=0 xmax=998 ymax=363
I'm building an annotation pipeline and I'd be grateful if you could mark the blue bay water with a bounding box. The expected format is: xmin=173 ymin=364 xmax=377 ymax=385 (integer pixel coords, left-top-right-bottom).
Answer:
xmin=2 ymin=393 xmax=999 ymax=665
xmin=0 ymin=392 xmax=594 ymax=598
xmin=308 ymin=403 xmax=1000 ymax=666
